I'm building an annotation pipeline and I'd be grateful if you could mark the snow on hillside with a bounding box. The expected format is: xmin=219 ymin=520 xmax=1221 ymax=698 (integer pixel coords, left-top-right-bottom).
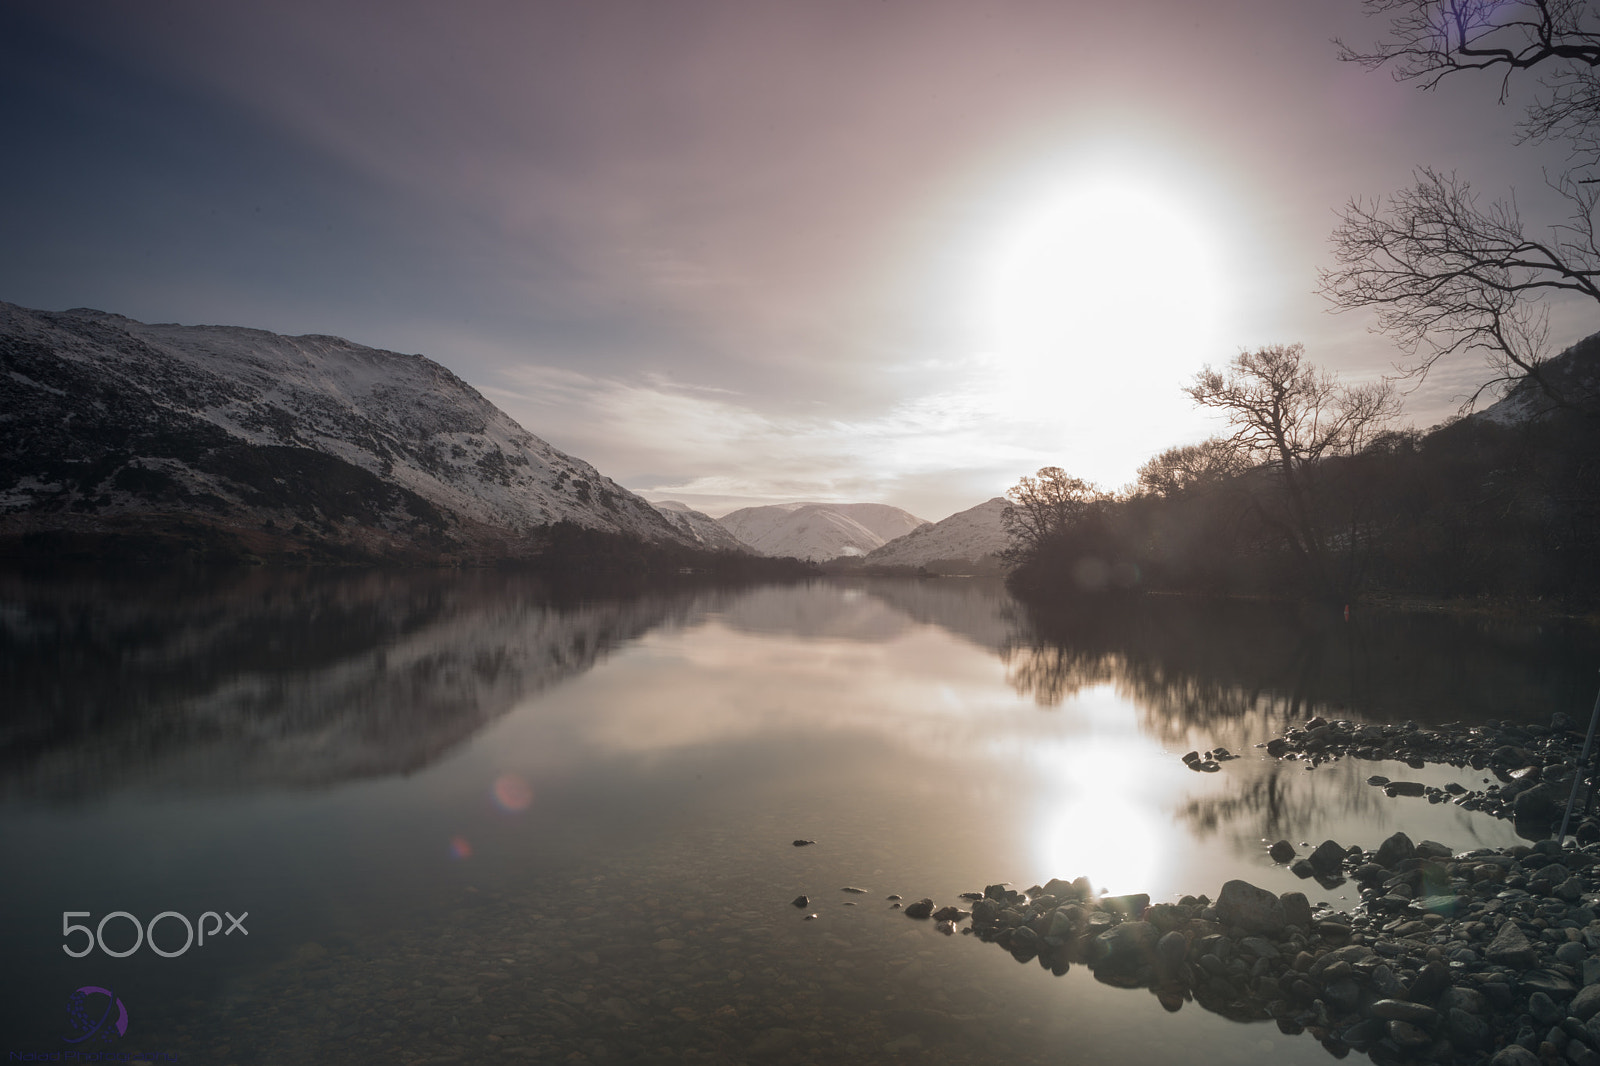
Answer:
xmin=651 ymin=500 xmax=746 ymax=552
xmin=864 ymin=498 xmax=1013 ymax=568
xmin=717 ymin=502 xmax=929 ymax=561
xmin=0 ymin=302 xmax=687 ymax=557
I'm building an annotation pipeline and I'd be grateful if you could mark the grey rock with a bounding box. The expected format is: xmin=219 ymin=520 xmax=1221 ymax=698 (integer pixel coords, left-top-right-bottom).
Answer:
xmin=1375 ymin=831 xmax=1416 ymax=867
xmin=1447 ymin=1007 xmax=1491 ymax=1050
xmin=1534 ymin=992 xmax=1566 ymax=1026
xmin=1089 ymin=921 xmax=1158 ymax=977
xmin=1571 ymin=984 xmax=1600 ymax=1021
xmin=903 ymin=898 xmax=935 ymax=920
xmin=1488 ymin=921 xmax=1540 ymax=969
xmin=1371 ymin=999 xmax=1441 ymax=1027
xmin=1269 ymin=840 xmax=1297 ymax=864
xmin=1387 ymin=1019 xmax=1432 ymax=1048
xmin=1279 ymin=891 xmax=1312 ymax=930
xmin=1308 ymin=839 xmax=1347 ymax=875
xmin=1215 ymin=879 xmax=1286 ymax=935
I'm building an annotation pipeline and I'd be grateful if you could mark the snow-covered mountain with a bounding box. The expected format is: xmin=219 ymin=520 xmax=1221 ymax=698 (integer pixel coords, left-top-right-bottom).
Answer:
xmin=864 ymin=497 xmax=1013 ymax=569
xmin=0 ymin=302 xmax=691 ymax=562
xmin=650 ymin=500 xmax=745 ymax=551
xmin=717 ymin=502 xmax=929 ymax=561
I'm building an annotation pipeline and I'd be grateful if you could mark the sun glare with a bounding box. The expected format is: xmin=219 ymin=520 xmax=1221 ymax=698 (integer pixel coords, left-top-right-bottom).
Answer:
xmin=977 ymin=176 xmax=1225 ymax=422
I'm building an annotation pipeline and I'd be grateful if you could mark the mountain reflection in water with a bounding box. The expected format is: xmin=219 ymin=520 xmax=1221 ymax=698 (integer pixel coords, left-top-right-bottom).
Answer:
xmin=2 ymin=574 xmax=1597 ymax=1064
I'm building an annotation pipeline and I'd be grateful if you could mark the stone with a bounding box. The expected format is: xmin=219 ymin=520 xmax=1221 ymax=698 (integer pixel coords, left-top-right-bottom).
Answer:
xmin=1385 ymin=781 xmax=1427 ymax=797
xmin=1387 ymin=1019 xmax=1432 ymax=1048
xmin=971 ymin=899 xmax=1000 ymax=924
xmin=1488 ymin=1046 xmax=1541 ymax=1066
xmin=1308 ymin=839 xmax=1347 ymax=875
xmin=1416 ymin=839 xmax=1454 ymax=859
xmin=1571 ymin=984 xmax=1600 ymax=1021
xmin=1215 ymin=879 xmax=1286 ymax=935
xmin=1408 ymin=961 xmax=1453 ymax=1004
xmin=931 ymin=906 xmax=968 ymax=922
xmin=903 ymin=899 xmax=935 ymax=920
xmin=1156 ymin=931 xmax=1188 ymax=970
xmin=1290 ymin=859 xmax=1316 ymax=879
xmin=1447 ymin=1007 xmax=1490 ymax=1050
xmin=1309 ymin=944 xmax=1376 ymax=980
xmin=1371 ymin=999 xmax=1441 ymax=1027
xmin=1523 ymin=970 xmax=1579 ymax=997
xmin=1375 ymin=831 xmax=1416 ymax=868
xmin=1487 ymin=921 xmax=1540 ymax=969
xmin=1515 ymin=783 xmax=1561 ymax=822
xmin=1089 ymin=921 xmax=1159 ymax=977
xmin=1279 ymin=891 xmax=1312 ymax=930
xmin=790 ymin=895 xmax=809 ymax=908
xmin=1532 ymin=991 xmax=1565 ymax=1026
xmin=1269 ymin=839 xmax=1297 ymax=864
xmin=1101 ymin=893 xmax=1150 ymax=917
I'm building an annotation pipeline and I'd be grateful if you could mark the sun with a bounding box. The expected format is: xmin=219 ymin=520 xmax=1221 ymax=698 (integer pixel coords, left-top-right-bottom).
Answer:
xmin=975 ymin=175 xmax=1225 ymax=420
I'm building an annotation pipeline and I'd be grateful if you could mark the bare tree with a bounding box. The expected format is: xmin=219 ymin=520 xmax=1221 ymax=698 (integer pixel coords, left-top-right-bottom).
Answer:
xmin=1135 ymin=438 xmax=1250 ymax=499
xmin=1336 ymin=0 xmax=1600 ymax=161
xmin=1328 ymin=1 xmax=1600 ymax=408
xmin=1186 ymin=345 xmax=1400 ymax=594
xmin=1000 ymin=467 xmax=1104 ymax=561
xmin=1321 ymin=168 xmax=1600 ymax=407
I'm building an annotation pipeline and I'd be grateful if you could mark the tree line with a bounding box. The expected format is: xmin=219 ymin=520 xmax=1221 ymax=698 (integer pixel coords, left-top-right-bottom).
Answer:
xmin=1002 ymin=341 xmax=1600 ymax=607
xmin=1005 ymin=1 xmax=1600 ymax=609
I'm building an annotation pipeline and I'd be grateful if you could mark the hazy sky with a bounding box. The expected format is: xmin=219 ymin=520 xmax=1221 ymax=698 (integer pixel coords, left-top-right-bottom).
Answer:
xmin=1 ymin=1 xmax=1590 ymax=521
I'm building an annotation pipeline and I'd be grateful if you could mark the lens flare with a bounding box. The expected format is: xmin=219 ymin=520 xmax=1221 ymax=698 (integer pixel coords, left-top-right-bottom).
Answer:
xmin=450 ymin=835 xmax=473 ymax=859
xmin=492 ymin=774 xmax=534 ymax=812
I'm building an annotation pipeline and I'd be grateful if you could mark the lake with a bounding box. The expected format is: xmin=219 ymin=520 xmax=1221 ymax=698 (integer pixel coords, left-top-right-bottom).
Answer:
xmin=2 ymin=571 xmax=1598 ymax=1065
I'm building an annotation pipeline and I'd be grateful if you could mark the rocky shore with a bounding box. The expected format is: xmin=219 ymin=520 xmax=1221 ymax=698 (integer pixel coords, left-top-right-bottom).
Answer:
xmin=906 ymin=830 xmax=1600 ymax=1065
xmin=898 ymin=710 xmax=1600 ymax=1065
xmin=1231 ymin=712 xmax=1600 ymax=842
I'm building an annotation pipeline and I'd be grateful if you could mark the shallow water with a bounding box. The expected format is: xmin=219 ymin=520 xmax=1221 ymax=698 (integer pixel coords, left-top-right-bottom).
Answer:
xmin=2 ymin=571 xmax=1597 ymax=1064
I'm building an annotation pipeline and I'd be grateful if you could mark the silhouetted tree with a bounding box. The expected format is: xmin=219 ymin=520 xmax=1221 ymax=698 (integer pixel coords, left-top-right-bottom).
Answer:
xmin=1321 ymin=168 xmax=1600 ymax=408
xmin=1135 ymin=438 xmax=1249 ymax=498
xmin=1337 ymin=0 xmax=1600 ymax=162
xmin=1186 ymin=345 xmax=1399 ymax=596
xmin=1000 ymin=467 xmax=1105 ymax=561
xmin=1324 ymin=0 xmax=1600 ymax=408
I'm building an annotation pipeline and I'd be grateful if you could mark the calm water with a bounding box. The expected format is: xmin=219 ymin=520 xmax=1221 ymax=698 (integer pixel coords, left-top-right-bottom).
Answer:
xmin=2 ymin=571 xmax=1598 ymax=1065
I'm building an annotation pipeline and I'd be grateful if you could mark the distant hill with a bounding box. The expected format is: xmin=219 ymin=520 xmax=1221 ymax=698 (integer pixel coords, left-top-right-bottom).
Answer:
xmin=0 ymin=302 xmax=696 ymax=564
xmin=651 ymin=500 xmax=746 ymax=551
xmin=864 ymin=497 xmax=1012 ymax=570
xmin=717 ymin=502 xmax=929 ymax=561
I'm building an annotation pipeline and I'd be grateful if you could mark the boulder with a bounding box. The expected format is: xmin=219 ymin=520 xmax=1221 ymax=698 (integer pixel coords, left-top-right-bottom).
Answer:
xmin=1276 ymin=891 xmax=1310 ymax=930
xmin=1214 ymin=879 xmax=1285 ymax=935
xmin=1374 ymin=831 xmax=1415 ymax=868
xmin=1485 ymin=921 xmax=1539 ymax=969
xmin=1307 ymin=839 xmax=1346 ymax=876
xmin=1268 ymin=839 xmax=1296 ymax=864
xmin=1089 ymin=921 xmax=1159 ymax=978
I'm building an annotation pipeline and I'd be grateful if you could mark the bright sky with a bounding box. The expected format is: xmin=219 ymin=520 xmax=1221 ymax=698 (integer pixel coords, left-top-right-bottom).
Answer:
xmin=1 ymin=1 xmax=1592 ymax=521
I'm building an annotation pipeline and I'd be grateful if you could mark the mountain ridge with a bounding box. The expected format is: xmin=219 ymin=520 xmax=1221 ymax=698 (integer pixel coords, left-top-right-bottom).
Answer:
xmin=0 ymin=302 xmax=696 ymax=564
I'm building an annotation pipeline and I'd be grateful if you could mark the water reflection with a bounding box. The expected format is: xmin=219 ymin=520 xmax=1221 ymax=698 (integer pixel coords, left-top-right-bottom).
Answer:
xmin=3 ymin=574 xmax=1597 ymax=1065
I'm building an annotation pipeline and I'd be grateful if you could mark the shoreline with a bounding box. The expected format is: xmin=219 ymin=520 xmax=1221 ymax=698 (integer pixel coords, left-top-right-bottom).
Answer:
xmin=895 ymin=712 xmax=1600 ymax=1065
xmin=905 ymin=832 xmax=1595 ymax=1066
